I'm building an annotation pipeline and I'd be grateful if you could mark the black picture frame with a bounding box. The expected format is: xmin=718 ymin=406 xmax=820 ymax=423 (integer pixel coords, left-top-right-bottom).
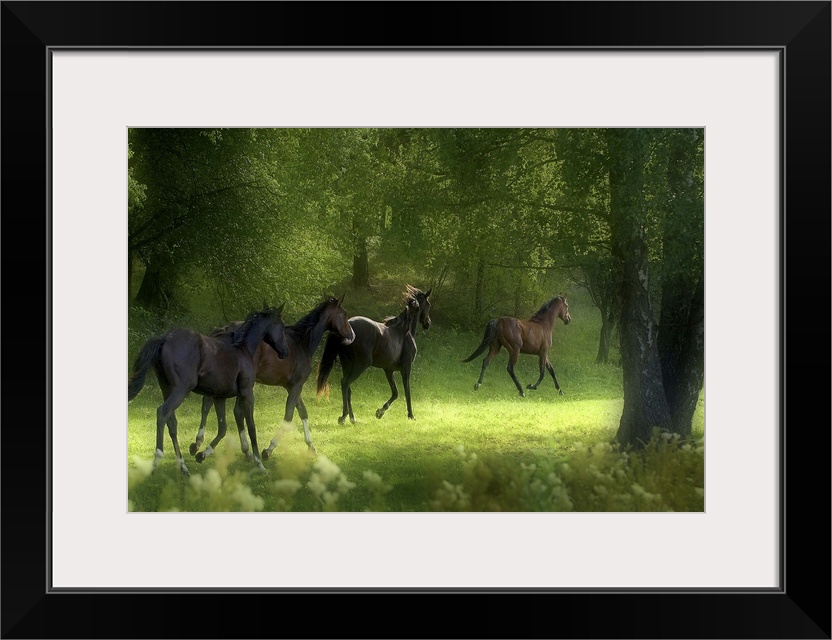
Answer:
xmin=3 ymin=2 xmax=829 ymax=638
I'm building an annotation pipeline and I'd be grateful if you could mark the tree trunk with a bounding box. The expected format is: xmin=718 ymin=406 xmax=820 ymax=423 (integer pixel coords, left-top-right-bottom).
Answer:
xmin=352 ymin=234 xmax=369 ymax=289
xmin=657 ymin=128 xmax=705 ymax=436
xmin=474 ymin=259 xmax=485 ymax=319
xmin=595 ymin=310 xmax=615 ymax=364
xmin=658 ymin=277 xmax=704 ymax=436
xmin=134 ymin=260 xmax=175 ymax=311
xmin=607 ymin=129 xmax=673 ymax=448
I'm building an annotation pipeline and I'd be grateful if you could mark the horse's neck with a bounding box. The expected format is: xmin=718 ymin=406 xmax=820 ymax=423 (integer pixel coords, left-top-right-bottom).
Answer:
xmin=290 ymin=319 xmax=326 ymax=355
xmin=241 ymin=322 xmax=269 ymax=356
xmin=541 ymin=301 xmax=563 ymax=331
xmin=407 ymin=311 xmax=420 ymax=336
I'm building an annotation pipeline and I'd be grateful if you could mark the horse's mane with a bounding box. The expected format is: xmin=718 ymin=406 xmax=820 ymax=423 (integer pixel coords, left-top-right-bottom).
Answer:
xmin=289 ymin=298 xmax=336 ymax=337
xmin=230 ymin=307 xmax=278 ymax=346
xmin=383 ymin=286 xmax=421 ymax=328
xmin=529 ymin=296 xmax=564 ymax=322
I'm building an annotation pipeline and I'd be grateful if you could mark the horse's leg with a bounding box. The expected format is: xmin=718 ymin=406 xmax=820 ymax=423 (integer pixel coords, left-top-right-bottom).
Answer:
xmin=402 ymin=363 xmax=415 ymax=420
xmin=153 ymin=383 xmax=190 ymax=475
xmin=225 ymin=397 xmax=254 ymax=461
xmin=546 ymin=359 xmax=565 ymax=396
xmin=339 ymin=367 xmax=360 ymax=424
xmin=195 ymin=397 xmax=229 ymax=463
xmin=296 ymin=396 xmax=317 ymax=455
xmin=237 ymin=390 xmax=266 ymax=472
xmin=339 ymin=376 xmax=351 ymax=425
xmin=505 ymin=349 xmax=526 ymax=397
xmin=262 ymin=387 xmax=302 ymax=461
xmin=190 ymin=395 xmax=213 ymax=456
xmin=475 ymin=344 xmax=500 ymax=391
xmin=527 ymin=356 xmax=547 ymax=391
xmin=375 ymin=370 xmax=399 ymax=419
xmin=346 ymin=386 xmax=355 ymax=424
xmin=156 ymin=388 xmax=191 ymax=475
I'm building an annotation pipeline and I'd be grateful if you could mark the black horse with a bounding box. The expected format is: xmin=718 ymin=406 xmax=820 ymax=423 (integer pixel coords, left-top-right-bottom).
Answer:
xmin=317 ymin=285 xmax=431 ymax=423
xmin=127 ymin=305 xmax=289 ymax=475
xmin=193 ymin=295 xmax=356 ymax=462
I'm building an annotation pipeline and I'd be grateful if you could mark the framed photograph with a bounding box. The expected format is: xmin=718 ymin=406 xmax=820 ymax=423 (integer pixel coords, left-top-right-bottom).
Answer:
xmin=3 ymin=2 xmax=829 ymax=638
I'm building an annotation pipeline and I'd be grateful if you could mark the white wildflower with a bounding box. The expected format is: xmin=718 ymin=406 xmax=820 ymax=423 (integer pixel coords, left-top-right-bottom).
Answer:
xmin=313 ymin=455 xmax=341 ymax=484
xmin=336 ymin=474 xmax=356 ymax=494
xmin=307 ymin=474 xmax=327 ymax=498
xmin=230 ymin=484 xmax=265 ymax=511
xmin=272 ymin=479 xmax=302 ymax=496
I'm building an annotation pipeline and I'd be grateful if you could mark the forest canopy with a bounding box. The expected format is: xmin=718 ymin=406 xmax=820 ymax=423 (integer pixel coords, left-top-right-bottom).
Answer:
xmin=128 ymin=127 xmax=704 ymax=446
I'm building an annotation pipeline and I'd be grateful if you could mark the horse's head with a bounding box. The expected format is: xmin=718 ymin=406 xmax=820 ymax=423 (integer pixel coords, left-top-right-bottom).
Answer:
xmin=326 ymin=294 xmax=356 ymax=345
xmin=262 ymin=302 xmax=290 ymax=358
xmin=407 ymin=285 xmax=432 ymax=331
xmin=417 ymin=288 xmax=432 ymax=330
xmin=558 ymin=295 xmax=571 ymax=325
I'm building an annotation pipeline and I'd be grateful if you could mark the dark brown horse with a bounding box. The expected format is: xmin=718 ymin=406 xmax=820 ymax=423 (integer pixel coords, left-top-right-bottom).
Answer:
xmin=463 ymin=295 xmax=571 ymax=397
xmin=127 ymin=305 xmax=289 ymax=476
xmin=316 ymin=285 xmax=432 ymax=423
xmin=192 ymin=295 xmax=356 ymax=464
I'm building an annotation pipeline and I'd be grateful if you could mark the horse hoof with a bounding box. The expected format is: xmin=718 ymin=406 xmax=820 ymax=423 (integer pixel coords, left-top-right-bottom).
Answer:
xmin=308 ymin=445 xmax=318 ymax=456
xmin=261 ymin=449 xmax=270 ymax=461
xmin=195 ymin=452 xmax=205 ymax=463
xmin=408 ymin=415 xmax=415 ymax=420
xmin=474 ymin=384 xmax=480 ymax=391
xmin=338 ymin=416 xmax=346 ymax=425
xmin=188 ymin=443 xmax=198 ymax=456
xmin=519 ymin=392 xmax=526 ymax=398
xmin=181 ymin=467 xmax=190 ymax=477
xmin=375 ymin=409 xmax=385 ymax=419
xmin=558 ymin=389 xmax=565 ymax=396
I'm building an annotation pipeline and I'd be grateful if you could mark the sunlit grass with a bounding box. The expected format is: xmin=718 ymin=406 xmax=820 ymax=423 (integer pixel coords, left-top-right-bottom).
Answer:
xmin=127 ymin=288 xmax=704 ymax=512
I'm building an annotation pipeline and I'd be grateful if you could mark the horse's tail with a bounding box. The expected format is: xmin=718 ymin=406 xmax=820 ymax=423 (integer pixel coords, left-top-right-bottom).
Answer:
xmin=128 ymin=336 xmax=165 ymax=401
xmin=462 ymin=319 xmax=498 ymax=362
xmin=316 ymin=332 xmax=341 ymax=399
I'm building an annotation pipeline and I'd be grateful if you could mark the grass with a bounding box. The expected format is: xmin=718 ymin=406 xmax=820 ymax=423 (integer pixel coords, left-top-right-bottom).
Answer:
xmin=127 ymin=287 xmax=705 ymax=512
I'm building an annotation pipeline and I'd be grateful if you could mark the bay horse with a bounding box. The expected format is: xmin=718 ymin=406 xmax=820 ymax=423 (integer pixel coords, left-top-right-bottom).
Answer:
xmin=127 ymin=304 xmax=289 ymax=476
xmin=463 ymin=295 xmax=571 ymax=397
xmin=316 ymin=285 xmax=432 ymax=423
xmin=192 ymin=295 xmax=356 ymax=464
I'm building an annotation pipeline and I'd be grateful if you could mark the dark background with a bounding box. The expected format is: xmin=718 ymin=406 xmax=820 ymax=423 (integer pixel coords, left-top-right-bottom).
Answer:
xmin=2 ymin=2 xmax=829 ymax=638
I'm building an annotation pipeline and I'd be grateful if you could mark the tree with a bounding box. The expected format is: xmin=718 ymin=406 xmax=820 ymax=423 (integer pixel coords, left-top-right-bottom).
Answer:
xmin=128 ymin=128 xmax=284 ymax=312
xmin=604 ymin=128 xmax=705 ymax=446
xmin=606 ymin=129 xmax=675 ymax=445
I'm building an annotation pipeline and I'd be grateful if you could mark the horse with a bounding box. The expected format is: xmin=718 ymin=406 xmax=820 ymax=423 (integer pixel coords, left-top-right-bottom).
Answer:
xmin=192 ymin=295 xmax=356 ymax=464
xmin=127 ymin=304 xmax=289 ymax=476
xmin=463 ymin=295 xmax=571 ymax=397
xmin=316 ymin=285 xmax=432 ymax=423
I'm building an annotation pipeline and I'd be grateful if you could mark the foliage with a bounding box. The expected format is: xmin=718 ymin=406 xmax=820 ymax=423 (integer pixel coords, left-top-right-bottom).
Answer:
xmin=127 ymin=285 xmax=704 ymax=513
xmin=128 ymin=428 xmax=704 ymax=513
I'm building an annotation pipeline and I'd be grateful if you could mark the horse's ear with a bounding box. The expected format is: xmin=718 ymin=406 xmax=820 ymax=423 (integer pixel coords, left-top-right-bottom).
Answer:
xmin=425 ymin=289 xmax=432 ymax=298
xmin=337 ymin=293 xmax=345 ymax=306
xmin=276 ymin=302 xmax=286 ymax=316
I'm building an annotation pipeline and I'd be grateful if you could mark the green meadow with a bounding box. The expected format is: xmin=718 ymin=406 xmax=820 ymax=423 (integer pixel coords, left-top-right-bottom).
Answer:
xmin=127 ymin=286 xmax=705 ymax=512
